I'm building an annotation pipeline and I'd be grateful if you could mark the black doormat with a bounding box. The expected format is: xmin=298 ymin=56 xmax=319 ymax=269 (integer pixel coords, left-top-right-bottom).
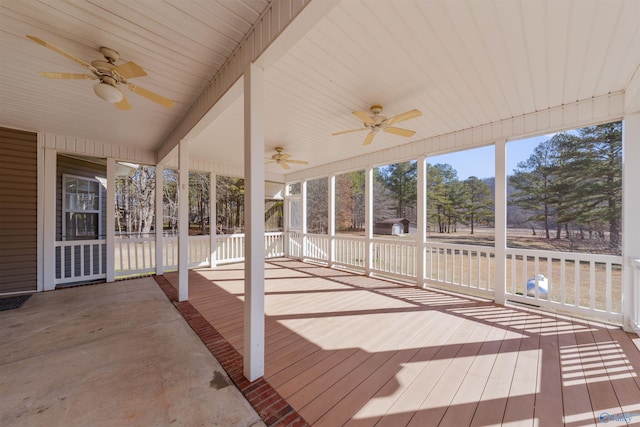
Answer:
xmin=0 ymin=294 xmax=32 ymax=312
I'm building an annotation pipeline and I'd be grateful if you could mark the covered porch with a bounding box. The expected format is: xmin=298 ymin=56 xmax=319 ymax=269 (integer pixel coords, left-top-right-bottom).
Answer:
xmin=161 ymin=260 xmax=640 ymax=426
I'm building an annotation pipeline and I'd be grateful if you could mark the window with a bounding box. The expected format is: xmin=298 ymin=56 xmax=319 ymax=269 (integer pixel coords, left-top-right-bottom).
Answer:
xmin=63 ymin=175 xmax=101 ymax=240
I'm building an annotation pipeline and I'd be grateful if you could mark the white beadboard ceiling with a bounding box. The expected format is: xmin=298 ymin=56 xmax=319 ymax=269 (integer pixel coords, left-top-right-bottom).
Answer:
xmin=1 ymin=1 xmax=639 ymax=177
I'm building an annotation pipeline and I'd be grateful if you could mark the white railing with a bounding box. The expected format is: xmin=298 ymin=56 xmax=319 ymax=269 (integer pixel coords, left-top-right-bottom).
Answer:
xmin=333 ymin=235 xmax=366 ymax=271
xmin=304 ymin=234 xmax=329 ymax=264
xmin=288 ymin=231 xmax=303 ymax=259
xmin=505 ymin=248 xmax=623 ymax=323
xmin=265 ymin=232 xmax=285 ymax=258
xmin=371 ymin=237 xmax=418 ymax=280
xmin=216 ymin=234 xmax=245 ymax=264
xmin=55 ymin=240 xmax=107 ymax=285
xmin=115 ymin=236 xmax=156 ymax=276
xmin=60 ymin=231 xmax=623 ymax=323
xmin=288 ymin=232 xmax=623 ymax=323
xmin=112 ymin=232 xmax=285 ymax=278
xmin=425 ymin=242 xmax=495 ymax=296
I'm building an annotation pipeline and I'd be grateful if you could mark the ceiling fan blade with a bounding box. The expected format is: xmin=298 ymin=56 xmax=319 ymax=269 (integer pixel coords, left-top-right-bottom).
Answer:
xmin=332 ymin=128 xmax=367 ymax=136
xmin=37 ymin=72 xmax=95 ymax=80
xmin=113 ymin=61 xmax=147 ymax=79
xmin=280 ymin=162 xmax=290 ymax=170
xmin=363 ymin=131 xmax=376 ymax=145
xmin=27 ymin=35 xmax=96 ymax=72
xmin=280 ymin=153 xmax=292 ymax=160
xmin=115 ymin=94 xmax=131 ymax=110
xmin=125 ymin=83 xmax=174 ymax=108
xmin=384 ymin=109 xmax=422 ymax=125
xmin=352 ymin=110 xmax=375 ymax=125
xmin=384 ymin=126 xmax=416 ymax=137
xmin=286 ymin=159 xmax=309 ymax=165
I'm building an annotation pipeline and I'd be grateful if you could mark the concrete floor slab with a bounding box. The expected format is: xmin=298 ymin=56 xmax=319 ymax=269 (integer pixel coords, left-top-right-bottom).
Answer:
xmin=0 ymin=278 xmax=265 ymax=427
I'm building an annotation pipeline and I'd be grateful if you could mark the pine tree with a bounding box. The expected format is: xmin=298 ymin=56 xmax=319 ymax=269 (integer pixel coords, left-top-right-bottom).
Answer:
xmin=460 ymin=176 xmax=494 ymax=234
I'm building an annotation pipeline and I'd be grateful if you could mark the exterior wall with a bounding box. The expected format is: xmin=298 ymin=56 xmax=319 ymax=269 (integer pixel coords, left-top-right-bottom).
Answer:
xmin=0 ymin=127 xmax=38 ymax=294
xmin=56 ymin=154 xmax=107 ymax=241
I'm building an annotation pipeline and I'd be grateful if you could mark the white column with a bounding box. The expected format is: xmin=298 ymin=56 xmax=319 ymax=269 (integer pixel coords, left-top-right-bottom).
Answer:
xmin=106 ymin=158 xmax=116 ymax=282
xmin=42 ymin=146 xmax=56 ymax=291
xmin=243 ymin=63 xmax=265 ymax=381
xmin=417 ymin=156 xmax=427 ymax=288
xmin=155 ymin=164 xmax=164 ymax=275
xmin=365 ymin=166 xmax=373 ymax=276
xmin=494 ymin=139 xmax=507 ymax=305
xmin=622 ymin=112 xmax=640 ymax=333
xmin=36 ymin=135 xmax=45 ymax=292
xmin=301 ymin=180 xmax=308 ymax=259
xmin=178 ymin=140 xmax=189 ymax=302
xmin=283 ymin=187 xmax=290 ymax=257
xmin=209 ymin=173 xmax=217 ymax=268
xmin=328 ymin=174 xmax=336 ymax=268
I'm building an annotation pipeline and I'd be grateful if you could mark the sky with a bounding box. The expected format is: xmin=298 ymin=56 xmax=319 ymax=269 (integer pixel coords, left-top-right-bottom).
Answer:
xmin=427 ymin=135 xmax=552 ymax=180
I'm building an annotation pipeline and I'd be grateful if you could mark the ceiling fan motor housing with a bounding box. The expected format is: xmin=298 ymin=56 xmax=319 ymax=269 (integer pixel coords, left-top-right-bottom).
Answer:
xmin=99 ymin=46 xmax=120 ymax=63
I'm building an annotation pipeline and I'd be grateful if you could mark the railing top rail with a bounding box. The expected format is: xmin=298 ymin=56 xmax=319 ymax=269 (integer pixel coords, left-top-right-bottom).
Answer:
xmin=55 ymin=239 xmax=105 ymax=246
xmin=505 ymin=247 xmax=622 ymax=263
xmin=425 ymin=241 xmax=496 ymax=253
xmin=333 ymin=234 xmax=366 ymax=240
xmin=114 ymin=236 xmax=155 ymax=243
xmin=371 ymin=236 xmax=418 ymax=244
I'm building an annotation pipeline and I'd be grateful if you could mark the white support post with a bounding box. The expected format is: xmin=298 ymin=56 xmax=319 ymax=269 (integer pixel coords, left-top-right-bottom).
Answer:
xmin=328 ymin=174 xmax=336 ymax=268
xmin=365 ymin=166 xmax=373 ymax=276
xmin=178 ymin=140 xmax=189 ymax=302
xmin=243 ymin=63 xmax=266 ymax=381
xmin=42 ymin=145 xmax=56 ymax=291
xmin=210 ymin=173 xmax=217 ymax=268
xmin=283 ymin=187 xmax=290 ymax=257
xmin=155 ymin=164 xmax=164 ymax=275
xmin=622 ymin=112 xmax=640 ymax=334
xmin=301 ymin=180 xmax=308 ymax=259
xmin=417 ymin=156 xmax=427 ymax=288
xmin=495 ymin=139 xmax=507 ymax=305
xmin=106 ymin=158 xmax=116 ymax=282
xmin=36 ymin=135 xmax=44 ymax=292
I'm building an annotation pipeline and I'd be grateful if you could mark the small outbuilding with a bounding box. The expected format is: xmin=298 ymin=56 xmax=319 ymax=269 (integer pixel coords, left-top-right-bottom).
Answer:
xmin=373 ymin=218 xmax=410 ymax=236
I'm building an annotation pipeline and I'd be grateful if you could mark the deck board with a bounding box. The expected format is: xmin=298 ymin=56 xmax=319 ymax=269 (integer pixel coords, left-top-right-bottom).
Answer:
xmin=163 ymin=259 xmax=640 ymax=426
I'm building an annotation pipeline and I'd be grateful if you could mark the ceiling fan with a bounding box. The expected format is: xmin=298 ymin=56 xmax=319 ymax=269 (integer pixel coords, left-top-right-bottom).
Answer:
xmin=26 ymin=35 xmax=174 ymax=110
xmin=266 ymin=147 xmax=309 ymax=170
xmin=332 ymin=105 xmax=422 ymax=145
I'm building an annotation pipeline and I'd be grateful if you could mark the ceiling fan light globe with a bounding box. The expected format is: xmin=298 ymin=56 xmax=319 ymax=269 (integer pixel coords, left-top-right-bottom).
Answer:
xmin=94 ymin=82 xmax=123 ymax=103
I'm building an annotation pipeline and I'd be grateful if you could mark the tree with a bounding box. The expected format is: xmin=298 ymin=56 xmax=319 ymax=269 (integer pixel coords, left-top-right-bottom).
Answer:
xmin=216 ymin=176 xmax=244 ymax=232
xmin=427 ymin=163 xmax=459 ymax=233
xmin=373 ymin=167 xmax=396 ymax=223
xmin=508 ymin=122 xmax=622 ymax=252
xmin=460 ymin=176 xmax=494 ymax=234
xmin=509 ymin=140 xmax=558 ymax=239
xmin=383 ymin=161 xmax=417 ymax=220
xmin=114 ymin=165 xmax=156 ymax=236
xmin=306 ymin=177 xmax=328 ymax=233
xmin=189 ymin=172 xmax=209 ymax=235
xmin=571 ymin=122 xmax=622 ymax=250
xmin=163 ymin=169 xmax=178 ymax=235
xmin=336 ymin=173 xmax=356 ymax=231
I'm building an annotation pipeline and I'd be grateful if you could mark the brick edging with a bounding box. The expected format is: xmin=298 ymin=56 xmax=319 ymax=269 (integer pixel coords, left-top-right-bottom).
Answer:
xmin=153 ymin=275 xmax=309 ymax=427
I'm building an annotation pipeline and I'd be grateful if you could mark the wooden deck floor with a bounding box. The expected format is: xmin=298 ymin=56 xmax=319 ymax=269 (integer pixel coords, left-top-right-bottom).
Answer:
xmin=164 ymin=258 xmax=640 ymax=426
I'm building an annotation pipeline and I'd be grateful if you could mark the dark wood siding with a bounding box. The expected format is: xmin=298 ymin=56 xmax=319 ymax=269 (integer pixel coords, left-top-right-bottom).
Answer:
xmin=0 ymin=127 xmax=38 ymax=293
xmin=56 ymin=155 xmax=107 ymax=241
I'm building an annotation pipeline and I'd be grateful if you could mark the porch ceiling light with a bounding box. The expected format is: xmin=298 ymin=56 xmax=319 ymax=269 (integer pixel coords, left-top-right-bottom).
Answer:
xmin=93 ymin=82 xmax=123 ymax=103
